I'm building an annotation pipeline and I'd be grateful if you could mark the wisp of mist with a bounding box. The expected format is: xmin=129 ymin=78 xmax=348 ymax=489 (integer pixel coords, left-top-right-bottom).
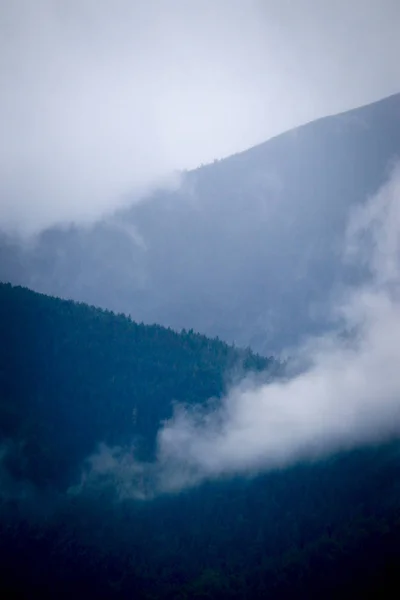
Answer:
xmin=77 ymin=164 xmax=400 ymax=498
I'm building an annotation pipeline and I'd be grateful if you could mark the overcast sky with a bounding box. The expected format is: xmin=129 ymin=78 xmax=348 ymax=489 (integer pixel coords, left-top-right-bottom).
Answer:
xmin=1 ymin=0 xmax=400 ymax=234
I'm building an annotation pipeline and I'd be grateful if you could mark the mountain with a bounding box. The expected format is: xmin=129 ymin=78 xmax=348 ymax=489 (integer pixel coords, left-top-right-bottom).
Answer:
xmin=1 ymin=283 xmax=400 ymax=599
xmin=0 ymin=282 xmax=273 ymax=490
xmin=1 ymin=93 xmax=400 ymax=353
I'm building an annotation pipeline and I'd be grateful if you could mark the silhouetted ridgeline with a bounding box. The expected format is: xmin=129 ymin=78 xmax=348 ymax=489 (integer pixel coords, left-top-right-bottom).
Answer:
xmin=1 ymin=282 xmax=400 ymax=599
xmin=0 ymin=282 xmax=274 ymax=488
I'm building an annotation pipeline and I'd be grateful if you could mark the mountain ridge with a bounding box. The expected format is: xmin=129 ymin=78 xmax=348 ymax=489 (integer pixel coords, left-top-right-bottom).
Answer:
xmin=194 ymin=91 xmax=400 ymax=169
xmin=0 ymin=281 xmax=275 ymax=489
xmin=1 ymin=92 xmax=400 ymax=354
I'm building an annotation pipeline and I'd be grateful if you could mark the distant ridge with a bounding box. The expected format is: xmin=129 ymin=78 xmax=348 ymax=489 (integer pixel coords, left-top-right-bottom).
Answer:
xmin=1 ymin=92 xmax=400 ymax=353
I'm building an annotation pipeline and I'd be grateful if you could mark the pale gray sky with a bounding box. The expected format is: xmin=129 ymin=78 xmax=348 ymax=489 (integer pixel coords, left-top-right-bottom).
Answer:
xmin=1 ymin=0 xmax=399 ymax=233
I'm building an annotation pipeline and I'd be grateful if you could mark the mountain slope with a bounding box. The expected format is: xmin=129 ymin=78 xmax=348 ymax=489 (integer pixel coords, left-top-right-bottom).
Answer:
xmin=2 ymin=284 xmax=400 ymax=599
xmin=0 ymin=282 xmax=273 ymax=489
xmin=1 ymin=93 xmax=400 ymax=352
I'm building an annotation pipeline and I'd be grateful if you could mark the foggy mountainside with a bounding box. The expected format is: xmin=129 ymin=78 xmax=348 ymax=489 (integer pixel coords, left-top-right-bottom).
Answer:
xmin=1 ymin=93 xmax=400 ymax=354
xmin=2 ymin=283 xmax=400 ymax=599
xmin=3 ymin=2 xmax=400 ymax=599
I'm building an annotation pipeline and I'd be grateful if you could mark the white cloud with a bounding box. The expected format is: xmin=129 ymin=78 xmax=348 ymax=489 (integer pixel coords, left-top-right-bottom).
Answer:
xmin=77 ymin=165 xmax=400 ymax=497
xmin=1 ymin=0 xmax=399 ymax=234
xmin=154 ymin=165 xmax=400 ymax=490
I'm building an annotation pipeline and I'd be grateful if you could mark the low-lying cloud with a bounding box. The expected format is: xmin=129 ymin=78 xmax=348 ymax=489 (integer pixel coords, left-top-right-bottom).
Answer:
xmin=155 ymin=165 xmax=400 ymax=488
xmin=76 ymin=164 xmax=400 ymax=497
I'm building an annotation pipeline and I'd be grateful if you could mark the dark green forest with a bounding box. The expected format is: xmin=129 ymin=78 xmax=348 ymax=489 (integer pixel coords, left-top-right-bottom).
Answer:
xmin=1 ymin=282 xmax=400 ymax=599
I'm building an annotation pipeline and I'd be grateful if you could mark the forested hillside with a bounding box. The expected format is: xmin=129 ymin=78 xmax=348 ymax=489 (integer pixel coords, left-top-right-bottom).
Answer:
xmin=0 ymin=282 xmax=272 ymax=490
xmin=1 ymin=283 xmax=400 ymax=599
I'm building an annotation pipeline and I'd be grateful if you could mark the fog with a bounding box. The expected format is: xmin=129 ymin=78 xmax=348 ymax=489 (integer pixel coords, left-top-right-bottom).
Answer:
xmin=74 ymin=165 xmax=400 ymax=497
xmin=1 ymin=0 xmax=400 ymax=234
xmin=154 ymin=166 xmax=400 ymax=490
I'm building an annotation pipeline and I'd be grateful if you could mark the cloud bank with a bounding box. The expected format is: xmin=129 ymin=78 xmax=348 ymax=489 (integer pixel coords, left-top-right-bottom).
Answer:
xmin=1 ymin=0 xmax=400 ymax=234
xmin=75 ymin=164 xmax=400 ymax=497
xmin=155 ymin=165 xmax=400 ymax=489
